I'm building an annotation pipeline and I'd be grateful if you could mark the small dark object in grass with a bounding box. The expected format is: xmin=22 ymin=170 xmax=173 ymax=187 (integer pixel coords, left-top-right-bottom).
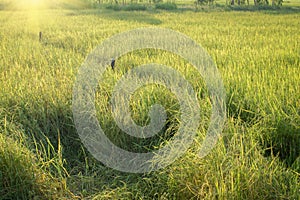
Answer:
xmin=111 ymin=59 xmax=115 ymax=70
xmin=39 ymin=31 xmax=42 ymax=42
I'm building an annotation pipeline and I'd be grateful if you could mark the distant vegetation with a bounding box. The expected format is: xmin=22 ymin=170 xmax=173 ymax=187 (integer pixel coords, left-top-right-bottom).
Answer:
xmin=93 ymin=0 xmax=286 ymax=9
xmin=0 ymin=0 xmax=299 ymax=199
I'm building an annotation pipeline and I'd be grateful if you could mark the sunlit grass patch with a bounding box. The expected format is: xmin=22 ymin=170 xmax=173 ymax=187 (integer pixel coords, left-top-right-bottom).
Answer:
xmin=0 ymin=3 xmax=299 ymax=199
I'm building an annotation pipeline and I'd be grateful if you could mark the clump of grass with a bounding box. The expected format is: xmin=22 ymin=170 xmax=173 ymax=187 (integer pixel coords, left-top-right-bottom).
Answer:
xmin=155 ymin=2 xmax=177 ymax=10
xmin=0 ymin=133 xmax=71 ymax=199
xmin=261 ymin=119 xmax=300 ymax=170
xmin=106 ymin=3 xmax=147 ymax=11
xmin=164 ymin=119 xmax=300 ymax=199
xmin=105 ymin=4 xmax=122 ymax=11
xmin=123 ymin=3 xmax=147 ymax=11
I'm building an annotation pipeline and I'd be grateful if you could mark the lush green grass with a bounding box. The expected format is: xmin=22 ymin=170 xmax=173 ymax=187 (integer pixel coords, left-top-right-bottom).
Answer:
xmin=0 ymin=0 xmax=299 ymax=199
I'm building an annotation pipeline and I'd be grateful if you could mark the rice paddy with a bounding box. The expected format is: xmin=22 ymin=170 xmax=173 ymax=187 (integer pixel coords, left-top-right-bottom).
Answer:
xmin=0 ymin=0 xmax=299 ymax=199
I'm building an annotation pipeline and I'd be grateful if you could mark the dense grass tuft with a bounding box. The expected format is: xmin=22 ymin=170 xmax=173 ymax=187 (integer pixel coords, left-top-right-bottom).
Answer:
xmin=106 ymin=3 xmax=147 ymax=11
xmin=155 ymin=2 xmax=178 ymax=10
xmin=0 ymin=133 xmax=72 ymax=199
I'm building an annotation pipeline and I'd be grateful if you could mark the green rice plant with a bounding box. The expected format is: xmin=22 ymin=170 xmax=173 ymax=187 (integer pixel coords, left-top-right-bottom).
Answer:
xmin=0 ymin=133 xmax=72 ymax=199
xmin=155 ymin=2 xmax=178 ymax=10
xmin=0 ymin=2 xmax=299 ymax=199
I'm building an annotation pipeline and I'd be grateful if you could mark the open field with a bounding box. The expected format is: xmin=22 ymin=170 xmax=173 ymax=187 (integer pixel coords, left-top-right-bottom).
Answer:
xmin=0 ymin=0 xmax=299 ymax=199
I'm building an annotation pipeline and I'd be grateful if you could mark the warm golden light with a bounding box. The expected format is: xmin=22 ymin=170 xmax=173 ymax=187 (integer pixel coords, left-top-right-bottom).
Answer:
xmin=16 ymin=0 xmax=47 ymax=10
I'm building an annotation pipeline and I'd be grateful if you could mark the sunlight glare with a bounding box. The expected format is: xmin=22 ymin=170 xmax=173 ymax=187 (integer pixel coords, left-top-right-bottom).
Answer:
xmin=18 ymin=0 xmax=47 ymax=10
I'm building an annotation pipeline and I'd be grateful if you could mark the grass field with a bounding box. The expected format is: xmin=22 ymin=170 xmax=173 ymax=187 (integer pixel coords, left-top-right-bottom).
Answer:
xmin=0 ymin=0 xmax=299 ymax=199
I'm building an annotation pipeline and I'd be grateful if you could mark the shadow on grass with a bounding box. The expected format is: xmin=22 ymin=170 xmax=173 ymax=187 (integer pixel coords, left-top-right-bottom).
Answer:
xmin=2 ymin=93 xmax=177 ymax=168
xmin=1 ymin=99 xmax=88 ymax=172
xmin=99 ymin=3 xmax=300 ymax=15
xmin=64 ymin=3 xmax=300 ymax=28
xmin=66 ymin=9 xmax=162 ymax=25
xmin=1 ymin=101 xmax=172 ymax=199
xmin=212 ymin=3 xmax=300 ymax=14
xmin=0 ymin=2 xmax=14 ymax=10
xmin=263 ymin=120 xmax=300 ymax=172
xmin=101 ymin=10 xmax=162 ymax=25
xmin=226 ymin=91 xmax=300 ymax=172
